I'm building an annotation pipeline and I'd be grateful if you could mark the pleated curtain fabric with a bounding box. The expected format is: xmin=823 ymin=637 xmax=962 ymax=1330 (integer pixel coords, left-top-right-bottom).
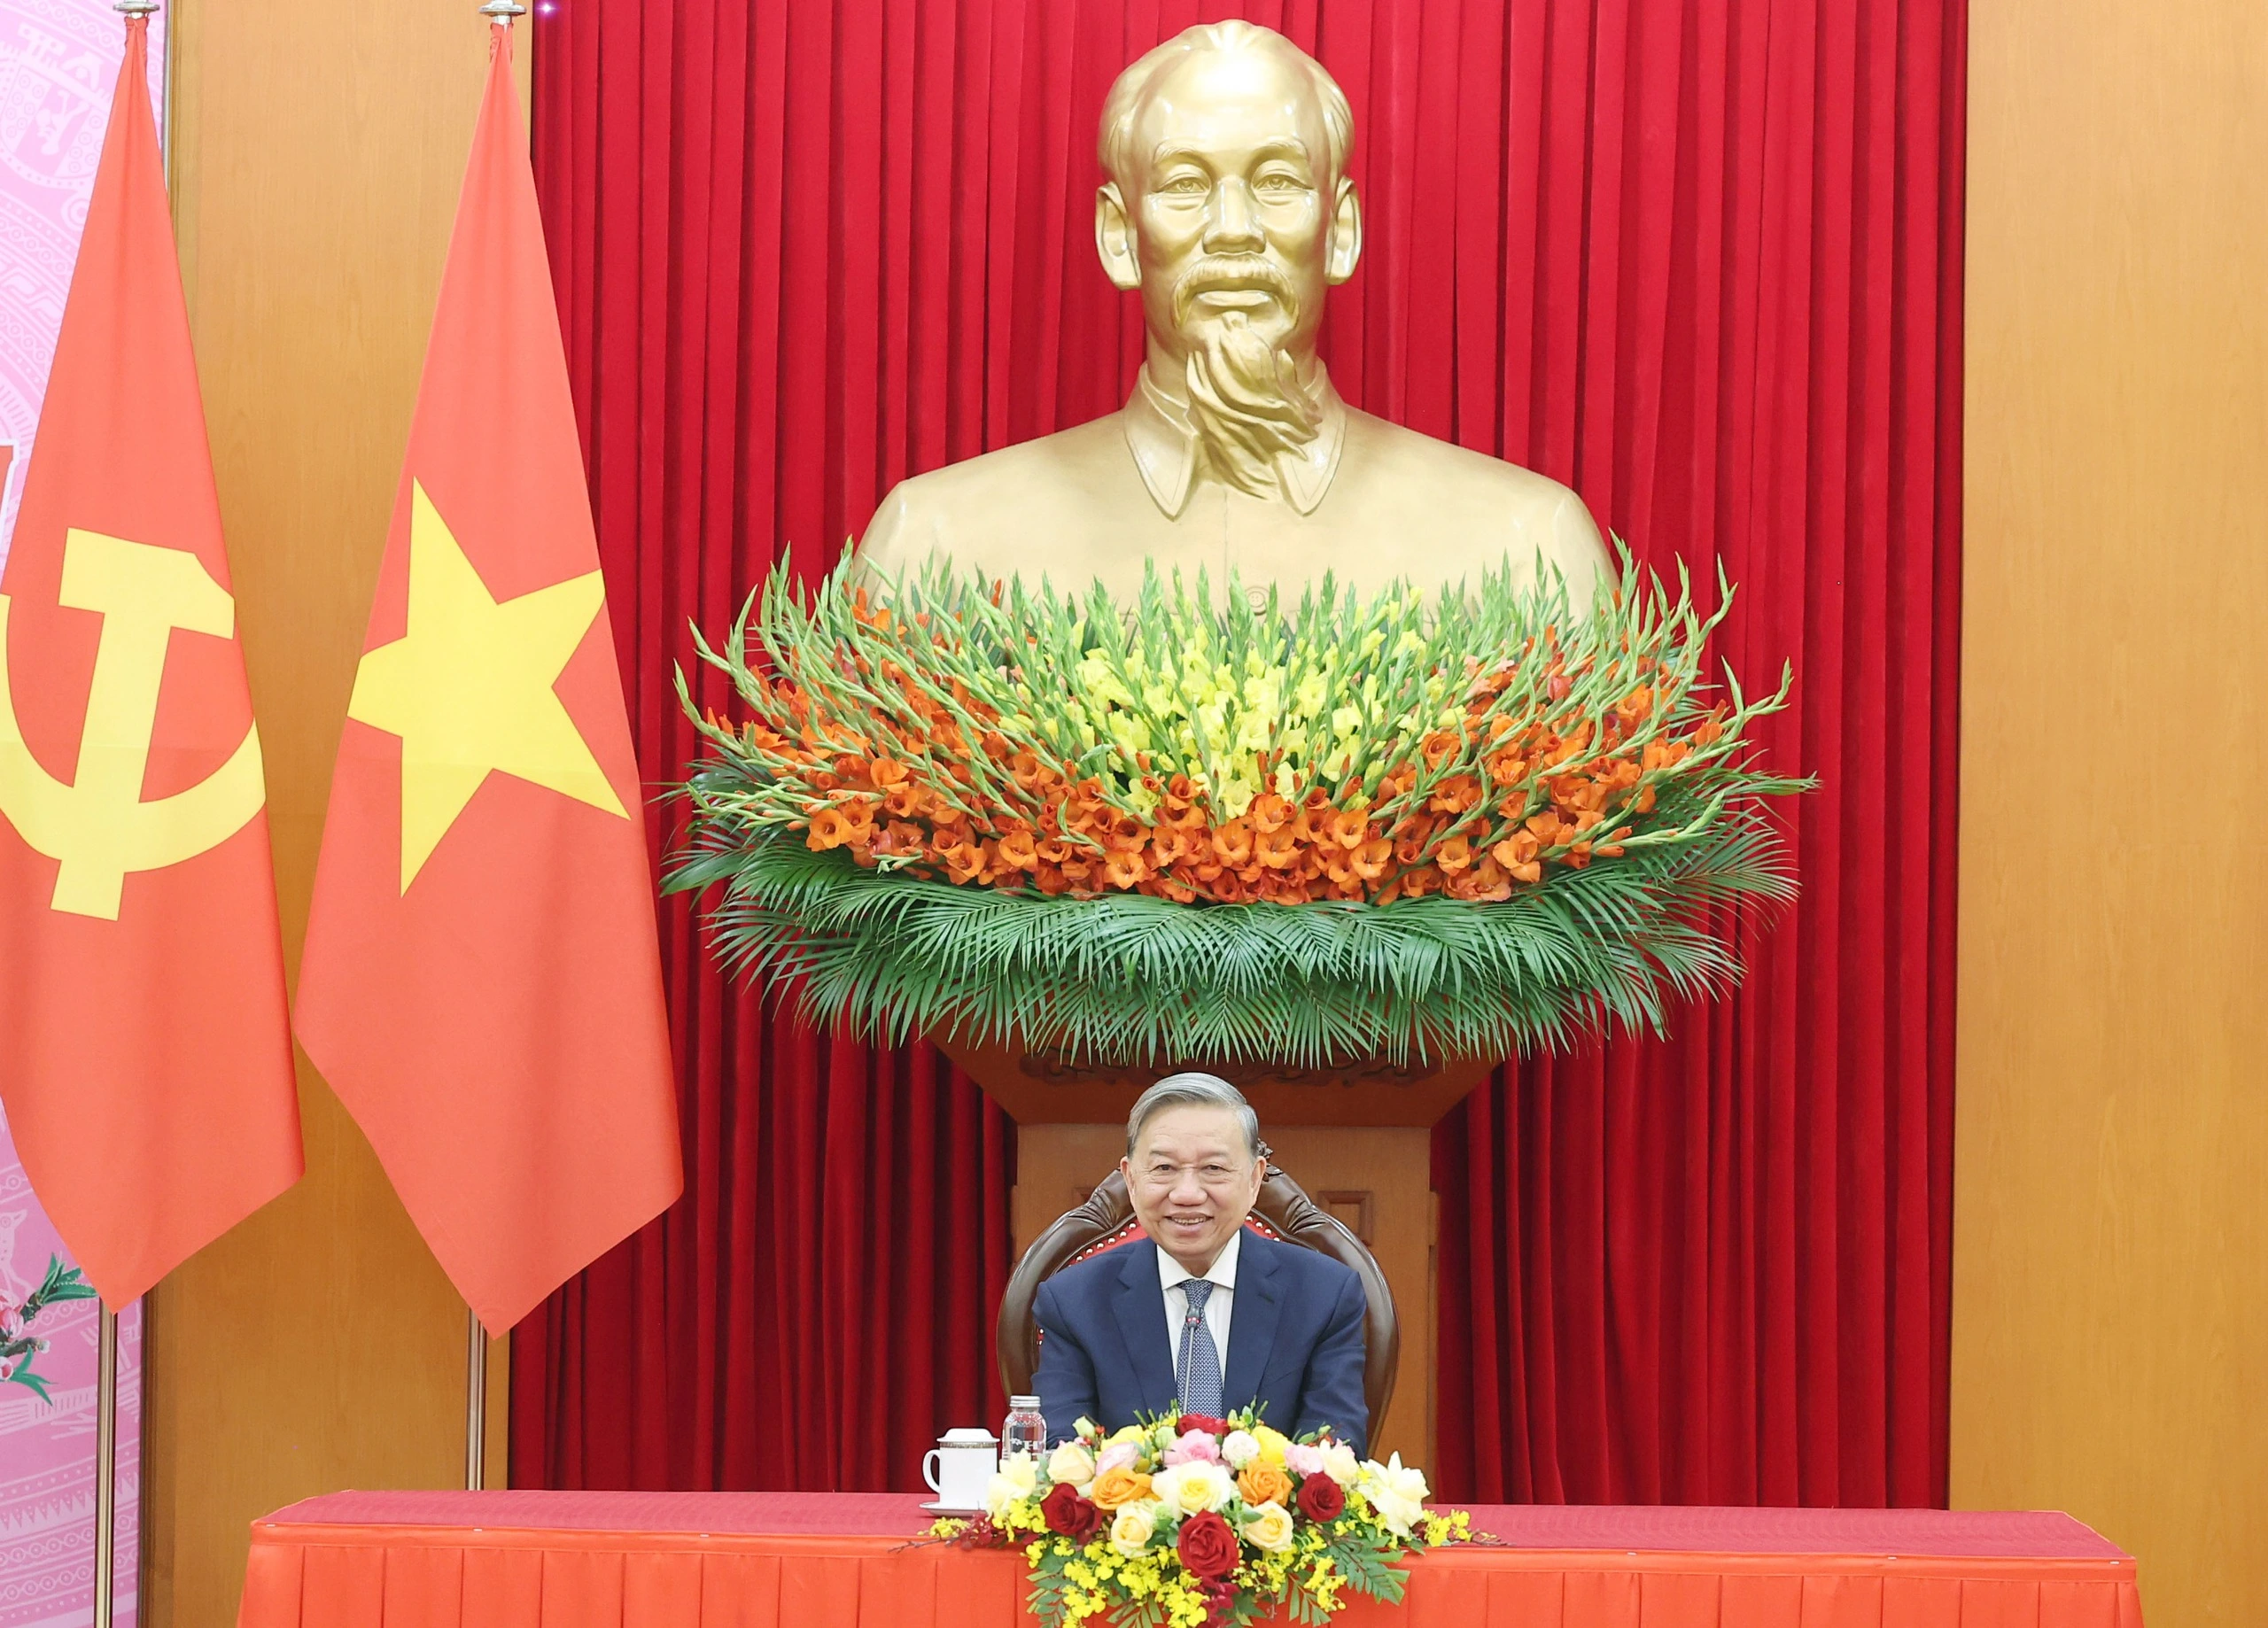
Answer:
xmin=515 ymin=0 xmax=1964 ymax=1507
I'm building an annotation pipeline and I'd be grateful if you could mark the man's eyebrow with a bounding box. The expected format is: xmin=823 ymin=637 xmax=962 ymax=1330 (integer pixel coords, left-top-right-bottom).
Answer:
xmin=1148 ymin=136 xmax=1312 ymax=167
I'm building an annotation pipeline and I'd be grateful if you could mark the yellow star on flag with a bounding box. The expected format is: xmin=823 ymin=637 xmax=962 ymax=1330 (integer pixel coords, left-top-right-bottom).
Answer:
xmin=348 ymin=479 xmax=625 ymax=892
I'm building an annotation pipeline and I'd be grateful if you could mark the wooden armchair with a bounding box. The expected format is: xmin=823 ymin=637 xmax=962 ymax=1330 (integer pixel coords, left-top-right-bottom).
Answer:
xmin=995 ymin=1162 xmax=1400 ymax=1430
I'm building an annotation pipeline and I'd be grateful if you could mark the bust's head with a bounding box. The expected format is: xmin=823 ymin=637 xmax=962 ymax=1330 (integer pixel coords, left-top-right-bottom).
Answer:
xmin=1096 ymin=25 xmax=1362 ymax=487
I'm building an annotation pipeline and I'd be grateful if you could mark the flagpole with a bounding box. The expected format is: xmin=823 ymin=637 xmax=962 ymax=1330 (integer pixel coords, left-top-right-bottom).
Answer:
xmin=92 ymin=1303 xmax=118 ymax=1628
xmin=463 ymin=1307 xmax=486 ymax=1490
xmin=447 ymin=0 xmax=523 ymax=1500
xmin=93 ymin=7 xmax=159 ymax=1620
xmin=97 ymin=0 xmax=156 ymax=1605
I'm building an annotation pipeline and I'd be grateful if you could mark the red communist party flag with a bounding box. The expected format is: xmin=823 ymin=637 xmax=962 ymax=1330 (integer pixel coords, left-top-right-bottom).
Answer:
xmin=295 ymin=24 xmax=680 ymax=1334
xmin=0 ymin=17 xmax=300 ymax=1306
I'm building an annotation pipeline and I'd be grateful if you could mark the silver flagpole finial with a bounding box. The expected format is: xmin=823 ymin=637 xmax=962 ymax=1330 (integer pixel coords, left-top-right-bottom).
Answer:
xmin=112 ymin=0 xmax=159 ymax=15
xmin=478 ymin=0 xmax=527 ymax=19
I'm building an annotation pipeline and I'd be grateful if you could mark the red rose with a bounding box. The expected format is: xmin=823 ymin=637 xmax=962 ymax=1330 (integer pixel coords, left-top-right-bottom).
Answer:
xmin=1176 ymin=1510 xmax=1240 ymax=1579
xmin=1177 ymin=1413 xmax=1231 ymax=1438
xmin=1296 ymin=1475 xmax=1347 ymax=1523
xmin=1041 ymin=1482 xmax=1103 ymax=1541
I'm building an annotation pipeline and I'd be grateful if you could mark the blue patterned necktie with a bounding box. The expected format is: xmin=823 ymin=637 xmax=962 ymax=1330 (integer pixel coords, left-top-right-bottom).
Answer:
xmin=1177 ymin=1278 xmax=1223 ymax=1418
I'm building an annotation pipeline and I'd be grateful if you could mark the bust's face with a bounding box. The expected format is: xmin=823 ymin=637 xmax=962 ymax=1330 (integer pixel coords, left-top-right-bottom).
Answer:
xmin=1122 ymin=1103 xmax=1267 ymax=1275
xmin=1104 ymin=47 xmax=1355 ymax=368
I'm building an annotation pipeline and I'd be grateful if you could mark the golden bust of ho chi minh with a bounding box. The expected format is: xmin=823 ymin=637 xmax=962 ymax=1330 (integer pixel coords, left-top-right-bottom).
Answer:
xmin=858 ymin=20 xmax=1611 ymax=607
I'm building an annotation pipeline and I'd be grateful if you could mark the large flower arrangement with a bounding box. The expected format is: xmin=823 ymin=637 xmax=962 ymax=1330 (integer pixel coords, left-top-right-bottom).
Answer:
xmin=938 ymin=1408 xmax=1472 ymax=1628
xmin=670 ymin=557 xmax=1803 ymax=1066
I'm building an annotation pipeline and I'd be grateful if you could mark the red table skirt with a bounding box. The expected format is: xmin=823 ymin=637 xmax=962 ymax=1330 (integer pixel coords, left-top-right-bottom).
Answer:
xmin=237 ymin=1492 xmax=2143 ymax=1628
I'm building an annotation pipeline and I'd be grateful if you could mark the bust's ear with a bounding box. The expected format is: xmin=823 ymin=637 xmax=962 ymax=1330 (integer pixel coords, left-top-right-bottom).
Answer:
xmin=1096 ymin=182 xmax=1142 ymax=291
xmin=1326 ymin=177 xmax=1363 ymax=284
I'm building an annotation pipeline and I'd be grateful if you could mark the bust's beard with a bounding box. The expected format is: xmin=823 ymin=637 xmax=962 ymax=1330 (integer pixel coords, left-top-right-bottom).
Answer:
xmin=1180 ymin=309 xmax=1324 ymax=498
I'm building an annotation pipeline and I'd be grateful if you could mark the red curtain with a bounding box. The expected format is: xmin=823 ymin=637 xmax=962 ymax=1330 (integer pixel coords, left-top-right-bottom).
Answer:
xmin=515 ymin=0 xmax=1964 ymax=1506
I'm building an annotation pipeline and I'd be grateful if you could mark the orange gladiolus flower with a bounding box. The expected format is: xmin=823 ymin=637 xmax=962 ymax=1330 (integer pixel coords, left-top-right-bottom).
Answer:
xmin=1150 ymin=827 xmax=1192 ymax=866
xmin=1213 ymin=818 xmax=1255 ymax=866
xmin=1428 ymin=775 xmax=1482 ymax=815
xmin=807 ymin=806 xmax=856 ymax=850
xmin=1325 ymin=808 xmax=1367 ymax=850
xmin=1491 ymin=830 xmax=1542 ymax=884
xmin=1255 ymin=826 xmax=1300 ymax=870
xmin=1103 ymin=849 xmax=1149 ymax=890
xmin=1436 ymin=835 xmax=1474 ymax=875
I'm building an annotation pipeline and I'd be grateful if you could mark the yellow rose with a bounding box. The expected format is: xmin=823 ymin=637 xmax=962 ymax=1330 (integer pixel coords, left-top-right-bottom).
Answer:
xmin=1155 ymin=1461 xmax=1234 ymax=1515
xmin=984 ymin=1455 xmax=1037 ymax=1521
xmin=1088 ymin=1467 xmax=1154 ymax=1510
xmin=1236 ymin=1461 xmax=1293 ymax=1508
xmin=1108 ymin=1500 xmax=1161 ymax=1557
xmin=1250 ymin=1425 xmax=1291 ymax=1466
xmin=1046 ymin=1441 xmax=1097 ymax=1489
xmin=1240 ymin=1500 xmax=1295 ymax=1554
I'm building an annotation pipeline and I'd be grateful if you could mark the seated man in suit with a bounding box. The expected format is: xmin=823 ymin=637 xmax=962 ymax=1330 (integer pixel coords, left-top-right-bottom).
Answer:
xmin=1033 ymin=1073 xmax=1369 ymax=1451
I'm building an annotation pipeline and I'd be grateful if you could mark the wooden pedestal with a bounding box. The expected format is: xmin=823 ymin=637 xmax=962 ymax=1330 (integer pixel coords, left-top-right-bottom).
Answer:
xmin=944 ymin=1036 xmax=1491 ymax=1470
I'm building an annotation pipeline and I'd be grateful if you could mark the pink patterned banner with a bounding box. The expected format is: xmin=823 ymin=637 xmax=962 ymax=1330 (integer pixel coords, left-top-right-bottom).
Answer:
xmin=0 ymin=4 xmax=166 ymax=1624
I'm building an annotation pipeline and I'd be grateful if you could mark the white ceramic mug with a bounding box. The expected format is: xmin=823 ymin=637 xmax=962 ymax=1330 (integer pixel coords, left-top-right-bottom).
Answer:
xmin=922 ymin=1426 xmax=999 ymax=1508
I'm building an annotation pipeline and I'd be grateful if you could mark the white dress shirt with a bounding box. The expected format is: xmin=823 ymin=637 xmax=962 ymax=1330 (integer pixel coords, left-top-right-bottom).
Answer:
xmin=1157 ymin=1229 xmax=1239 ymax=1378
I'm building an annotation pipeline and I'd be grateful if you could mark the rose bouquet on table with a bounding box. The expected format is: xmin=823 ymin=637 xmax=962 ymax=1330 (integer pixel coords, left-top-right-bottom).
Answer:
xmin=934 ymin=1407 xmax=1473 ymax=1628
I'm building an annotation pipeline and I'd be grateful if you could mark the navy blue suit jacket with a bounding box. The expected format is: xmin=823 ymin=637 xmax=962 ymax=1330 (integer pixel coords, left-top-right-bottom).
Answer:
xmin=1031 ymin=1229 xmax=1369 ymax=1454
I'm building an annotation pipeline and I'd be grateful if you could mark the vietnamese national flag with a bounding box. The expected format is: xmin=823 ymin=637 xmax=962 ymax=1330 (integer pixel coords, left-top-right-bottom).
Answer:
xmin=0 ymin=17 xmax=300 ymax=1306
xmin=295 ymin=25 xmax=680 ymax=1334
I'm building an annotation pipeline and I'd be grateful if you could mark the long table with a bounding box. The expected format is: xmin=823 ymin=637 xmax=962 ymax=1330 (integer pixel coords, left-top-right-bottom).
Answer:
xmin=237 ymin=1490 xmax=2141 ymax=1628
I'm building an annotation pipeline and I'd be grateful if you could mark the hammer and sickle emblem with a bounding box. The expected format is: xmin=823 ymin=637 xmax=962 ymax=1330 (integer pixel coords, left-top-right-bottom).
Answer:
xmin=0 ymin=528 xmax=265 ymax=920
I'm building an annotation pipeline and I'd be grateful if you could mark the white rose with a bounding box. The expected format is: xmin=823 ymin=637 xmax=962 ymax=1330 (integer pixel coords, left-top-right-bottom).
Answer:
xmin=1317 ymin=1442 xmax=1362 ymax=1486
xmin=1239 ymin=1500 xmax=1295 ymax=1553
xmin=1153 ymin=1460 xmax=1234 ymax=1515
xmin=1108 ymin=1500 xmax=1162 ymax=1557
xmin=1357 ymin=1453 xmax=1429 ymax=1536
xmin=1045 ymin=1441 xmax=1097 ymax=1489
xmin=983 ymin=1455 xmax=1037 ymax=1522
xmin=1219 ymin=1430 xmax=1261 ymax=1469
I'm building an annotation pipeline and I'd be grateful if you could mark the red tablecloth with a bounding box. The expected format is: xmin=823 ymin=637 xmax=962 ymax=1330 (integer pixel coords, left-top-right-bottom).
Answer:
xmin=237 ymin=1490 xmax=2142 ymax=1628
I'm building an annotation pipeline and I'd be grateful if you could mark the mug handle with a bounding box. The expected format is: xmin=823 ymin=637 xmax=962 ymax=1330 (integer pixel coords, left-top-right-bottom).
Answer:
xmin=923 ymin=1448 xmax=943 ymax=1495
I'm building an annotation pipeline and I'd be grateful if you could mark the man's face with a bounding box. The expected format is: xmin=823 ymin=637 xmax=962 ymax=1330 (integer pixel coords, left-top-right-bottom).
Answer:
xmin=1115 ymin=49 xmax=1343 ymax=364
xmin=1122 ymin=1103 xmax=1267 ymax=1275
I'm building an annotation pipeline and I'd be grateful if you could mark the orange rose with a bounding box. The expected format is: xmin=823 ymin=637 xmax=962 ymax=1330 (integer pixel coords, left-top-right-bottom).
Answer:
xmin=1236 ymin=1462 xmax=1293 ymax=1508
xmin=1088 ymin=1468 xmax=1153 ymax=1510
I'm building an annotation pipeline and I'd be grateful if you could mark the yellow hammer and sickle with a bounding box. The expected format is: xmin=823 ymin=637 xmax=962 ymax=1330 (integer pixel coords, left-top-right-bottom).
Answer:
xmin=0 ymin=528 xmax=265 ymax=920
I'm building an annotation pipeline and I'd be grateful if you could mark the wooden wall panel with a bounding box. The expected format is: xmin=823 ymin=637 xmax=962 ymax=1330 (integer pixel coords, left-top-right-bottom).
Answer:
xmin=144 ymin=7 xmax=524 ymax=1627
xmin=1956 ymin=4 xmax=2268 ymax=1625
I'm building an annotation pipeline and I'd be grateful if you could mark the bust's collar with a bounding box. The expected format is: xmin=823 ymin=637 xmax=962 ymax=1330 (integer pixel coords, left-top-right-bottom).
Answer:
xmin=1122 ymin=360 xmax=1347 ymax=519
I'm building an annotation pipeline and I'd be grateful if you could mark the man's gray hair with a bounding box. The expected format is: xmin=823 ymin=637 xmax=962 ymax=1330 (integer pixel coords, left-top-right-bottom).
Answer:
xmin=1098 ymin=21 xmax=1355 ymax=186
xmin=1126 ymin=1072 xmax=1265 ymax=1161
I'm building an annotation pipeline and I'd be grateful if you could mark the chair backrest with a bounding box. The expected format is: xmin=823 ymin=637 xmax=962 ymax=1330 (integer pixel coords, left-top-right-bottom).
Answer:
xmin=995 ymin=1164 xmax=1400 ymax=1431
